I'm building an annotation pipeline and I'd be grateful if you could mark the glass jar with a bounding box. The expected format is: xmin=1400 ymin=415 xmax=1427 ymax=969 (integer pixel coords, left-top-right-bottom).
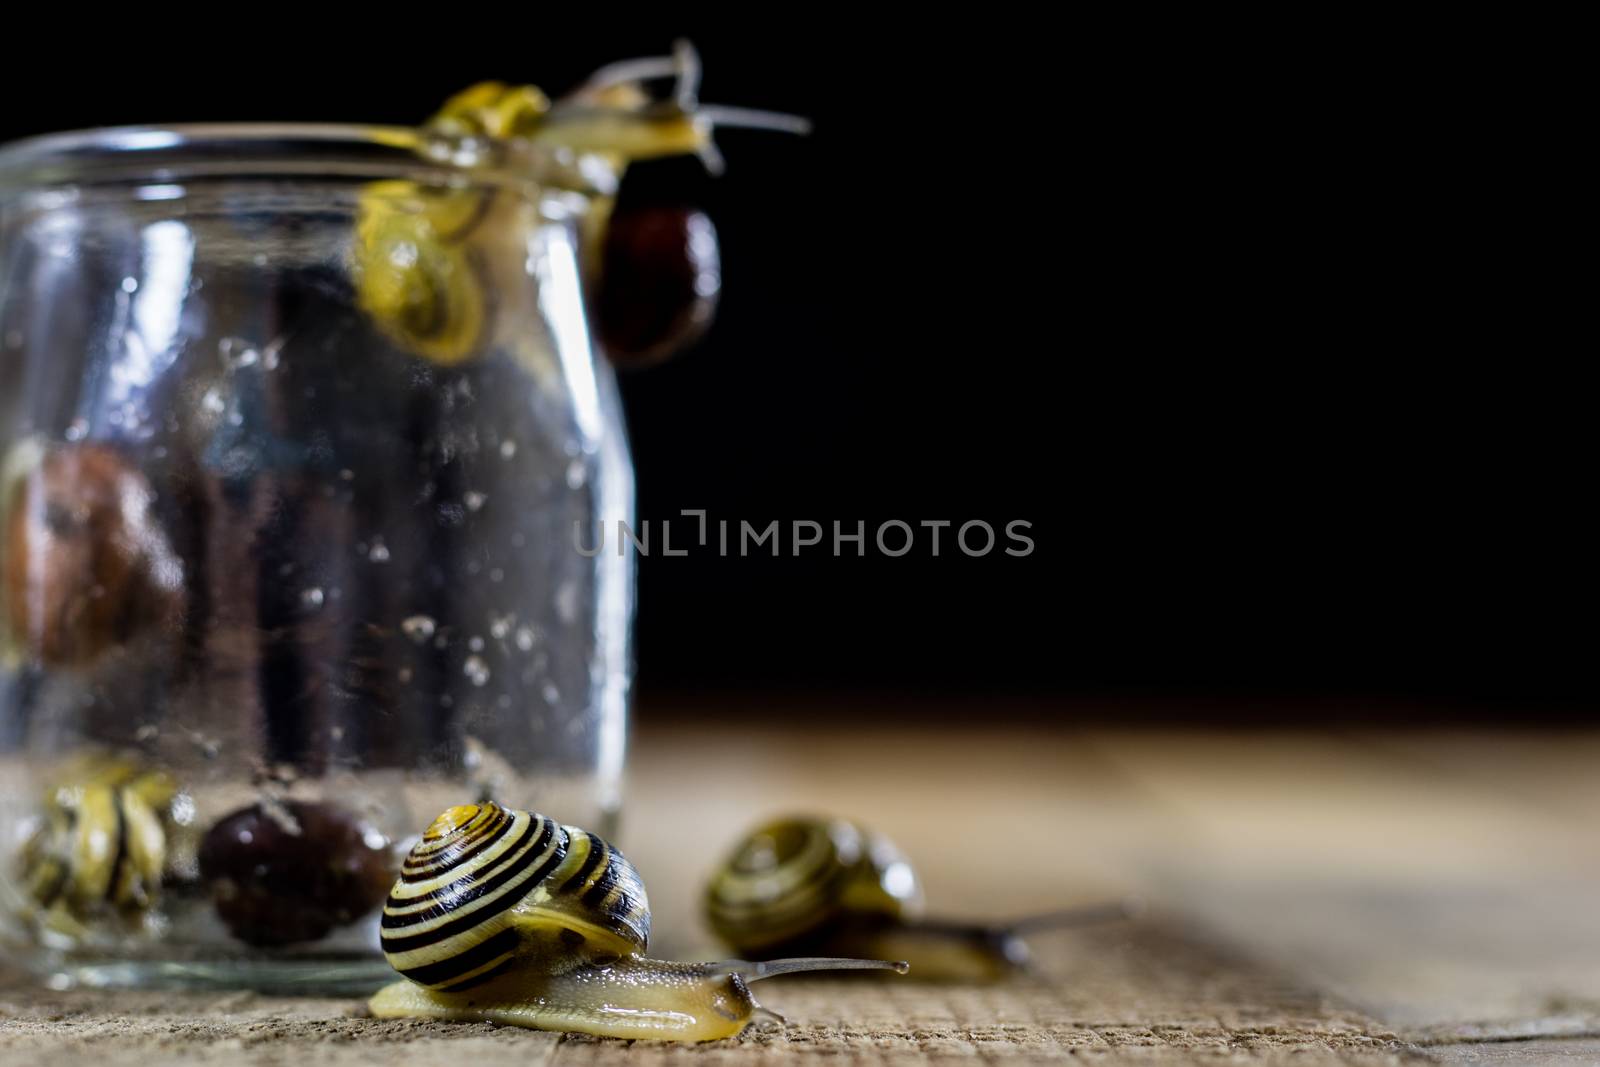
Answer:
xmin=0 ymin=125 xmax=634 ymax=989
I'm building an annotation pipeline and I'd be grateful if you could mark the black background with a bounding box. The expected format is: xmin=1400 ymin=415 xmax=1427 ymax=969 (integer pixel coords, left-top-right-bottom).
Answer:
xmin=0 ymin=19 xmax=1585 ymax=719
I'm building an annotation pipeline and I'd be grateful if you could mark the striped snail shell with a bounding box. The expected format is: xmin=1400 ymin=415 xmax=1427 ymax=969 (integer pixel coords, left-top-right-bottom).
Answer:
xmin=380 ymin=801 xmax=648 ymax=992
xmin=20 ymin=755 xmax=176 ymax=927
xmin=370 ymin=802 xmax=905 ymax=1042
xmin=353 ymin=183 xmax=494 ymax=368
xmin=706 ymin=816 xmax=921 ymax=954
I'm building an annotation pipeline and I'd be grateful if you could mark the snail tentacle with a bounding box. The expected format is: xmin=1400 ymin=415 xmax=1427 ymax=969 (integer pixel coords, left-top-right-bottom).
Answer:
xmin=712 ymin=957 xmax=909 ymax=981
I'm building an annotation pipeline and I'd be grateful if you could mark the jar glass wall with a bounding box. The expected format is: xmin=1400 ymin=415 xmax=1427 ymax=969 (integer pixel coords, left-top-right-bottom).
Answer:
xmin=0 ymin=126 xmax=634 ymax=990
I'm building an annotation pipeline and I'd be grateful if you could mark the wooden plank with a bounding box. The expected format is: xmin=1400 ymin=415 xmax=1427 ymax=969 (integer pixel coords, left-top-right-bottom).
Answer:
xmin=9 ymin=721 xmax=1600 ymax=1063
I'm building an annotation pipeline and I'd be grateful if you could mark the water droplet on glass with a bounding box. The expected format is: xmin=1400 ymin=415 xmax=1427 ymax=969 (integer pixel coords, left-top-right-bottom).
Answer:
xmin=402 ymin=615 xmax=437 ymax=643
xmin=464 ymin=656 xmax=491 ymax=687
xmin=500 ymin=439 xmax=518 ymax=460
xmin=368 ymin=540 xmax=391 ymax=563
xmin=121 ymin=276 xmax=139 ymax=294
xmin=398 ymin=667 xmax=414 ymax=684
xmin=542 ymin=682 xmax=561 ymax=704
xmin=64 ymin=418 xmax=88 ymax=442
xmin=201 ymin=388 xmax=225 ymax=415
xmin=490 ymin=616 xmax=514 ymax=641
xmin=515 ymin=627 xmax=536 ymax=652
xmin=566 ymin=459 xmax=587 ymax=489
xmin=464 ymin=491 xmax=488 ymax=512
xmin=489 ymin=568 xmax=505 ymax=583
xmin=300 ymin=587 xmax=325 ymax=609
xmin=219 ymin=338 xmax=260 ymax=371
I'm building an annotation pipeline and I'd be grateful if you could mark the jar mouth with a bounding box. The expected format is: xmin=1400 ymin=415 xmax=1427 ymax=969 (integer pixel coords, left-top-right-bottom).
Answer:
xmin=0 ymin=123 xmax=610 ymax=197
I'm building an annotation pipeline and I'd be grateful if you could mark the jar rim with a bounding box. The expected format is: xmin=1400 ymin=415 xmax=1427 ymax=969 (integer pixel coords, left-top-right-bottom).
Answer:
xmin=0 ymin=123 xmax=610 ymax=197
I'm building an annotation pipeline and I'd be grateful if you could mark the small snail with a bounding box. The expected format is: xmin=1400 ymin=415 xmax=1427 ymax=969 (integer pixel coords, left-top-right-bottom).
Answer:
xmin=353 ymin=41 xmax=803 ymax=367
xmin=18 ymin=754 xmax=177 ymax=929
xmin=198 ymin=799 xmax=394 ymax=947
xmin=595 ymin=204 xmax=720 ymax=369
xmin=706 ymin=817 xmax=1133 ymax=982
xmin=368 ymin=802 xmax=905 ymax=1041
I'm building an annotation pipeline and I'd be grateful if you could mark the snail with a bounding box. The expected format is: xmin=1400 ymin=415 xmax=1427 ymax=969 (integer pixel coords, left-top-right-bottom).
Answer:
xmin=198 ymin=799 xmax=394 ymax=947
xmin=1 ymin=439 xmax=183 ymax=670
xmin=368 ymin=802 xmax=905 ymax=1041
xmin=706 ymin=817 xmax=1134 ymax=982
xmin=353 ymin=40 xmax=803 ymax=367
xmin=18 ymin=754 xmax=177 ymax=929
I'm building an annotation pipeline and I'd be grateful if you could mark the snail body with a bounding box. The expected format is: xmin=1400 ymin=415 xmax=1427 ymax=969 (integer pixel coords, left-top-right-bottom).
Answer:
xmin=707 ymin=817 xmax=1129 ymax=983
xmin=369 ymin=803 xmax=903 ymax=1042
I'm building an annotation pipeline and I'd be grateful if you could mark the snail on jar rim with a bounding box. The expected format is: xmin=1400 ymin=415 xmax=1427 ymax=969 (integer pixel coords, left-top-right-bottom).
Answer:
xmin=706 ymin=816 xmax=1135 ymax=983
xmin=353 ymin=40 xmax=804 ymax=369
xmin=368 ymin=802 xmax=905 ymax=1042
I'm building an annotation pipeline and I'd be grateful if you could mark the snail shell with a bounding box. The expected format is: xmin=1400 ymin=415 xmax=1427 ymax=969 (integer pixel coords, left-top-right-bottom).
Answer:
xmin=706 ymin=816 xmax=920 ymax=953
xmin=20 ymin=756 xmax=175 ymax=925
xmin=380 ymin=801 xmax=649 ymax=992
xmin=1 ymin=441 xmax=183 ymax=670
xmin=353 ymin=185 xmax=495 ymax=368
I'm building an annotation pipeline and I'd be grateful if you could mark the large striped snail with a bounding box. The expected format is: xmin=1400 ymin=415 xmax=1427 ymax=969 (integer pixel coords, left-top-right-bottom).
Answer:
xmin=706 ymin=817 xmax=1133 ymax=982
xmin=368 ymin=802 xmax=905 ymax=1042
xmin=353 ymin=41 xmax=803 ymax=367
xmin=18 ymin=754 xmax=177 ymax=933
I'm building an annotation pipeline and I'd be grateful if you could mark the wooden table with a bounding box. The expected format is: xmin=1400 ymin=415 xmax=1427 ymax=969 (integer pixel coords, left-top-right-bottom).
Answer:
xmin=5 ymin=711 xmax=1600 ymax=1064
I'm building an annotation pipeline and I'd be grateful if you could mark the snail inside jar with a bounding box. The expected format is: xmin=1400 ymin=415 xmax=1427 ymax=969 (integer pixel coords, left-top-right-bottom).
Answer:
xmin=0 ymin=40 xmax=807 ymax=990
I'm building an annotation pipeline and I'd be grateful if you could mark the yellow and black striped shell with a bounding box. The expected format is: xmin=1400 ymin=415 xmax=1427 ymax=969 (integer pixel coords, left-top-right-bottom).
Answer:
xmin=21 ymin=756 xmax=175 ymax=919
xmin=353 ymin=181 xmax=496 ymax=367
xmin=381 ymin=802 xmax=649 ymax=993
xmin=350 ymin=83 xmax=558 ymax=368
xmin=705 ymin=817 xmax=922 ymax=954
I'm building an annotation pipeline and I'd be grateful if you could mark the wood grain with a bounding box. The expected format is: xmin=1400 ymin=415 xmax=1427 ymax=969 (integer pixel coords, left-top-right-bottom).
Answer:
xmin=6 ymin=717 xmax=1600 ymax=1063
